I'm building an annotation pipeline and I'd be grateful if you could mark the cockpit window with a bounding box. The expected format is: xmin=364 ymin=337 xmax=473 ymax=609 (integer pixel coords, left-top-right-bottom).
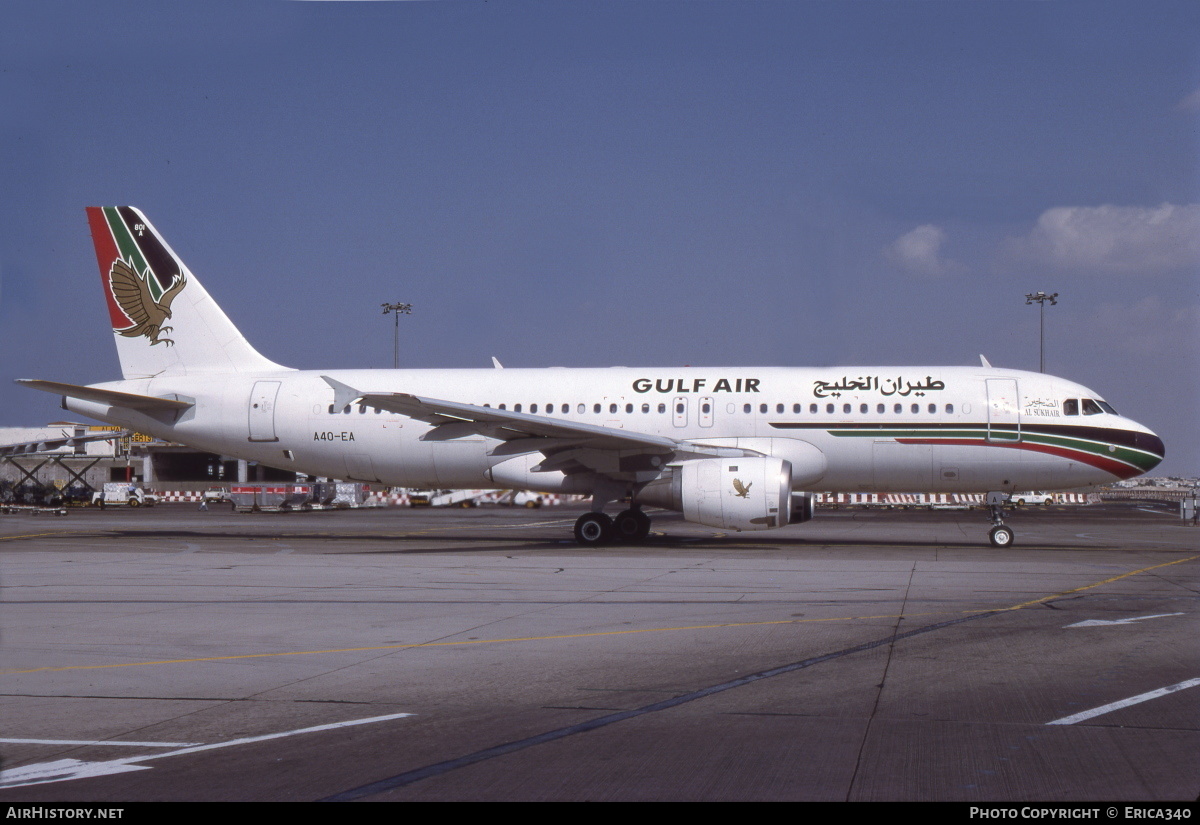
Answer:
xmin=1063 ymin=399 xmax=1078 ymax=416
xmin=1081 ymin=398 xmax=1103 ymax=415
xmin=1097 ymin=400 xmax=1118 ymax=415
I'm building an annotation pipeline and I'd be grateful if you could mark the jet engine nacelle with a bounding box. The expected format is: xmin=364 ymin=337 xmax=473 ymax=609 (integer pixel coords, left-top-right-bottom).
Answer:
xmin=790 ymin=491 xmax=814 ymax=524
xmin=642 ymin=456 xmax=792 ymax=531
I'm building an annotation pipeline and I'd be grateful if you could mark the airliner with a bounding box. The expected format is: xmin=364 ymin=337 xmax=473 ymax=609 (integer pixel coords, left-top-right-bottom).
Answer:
xmin=17 ymin=207 xmax=1165 ymax=547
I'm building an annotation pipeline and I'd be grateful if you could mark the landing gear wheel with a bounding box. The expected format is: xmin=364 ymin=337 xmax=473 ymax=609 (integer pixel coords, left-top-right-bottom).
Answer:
xmin=989 ymin=525 xmax=1015 ymax=547
xmin=613 ymin=509 xmax=652 ymax=542
xmin=574 ymin=512 xmax=613 ymax=546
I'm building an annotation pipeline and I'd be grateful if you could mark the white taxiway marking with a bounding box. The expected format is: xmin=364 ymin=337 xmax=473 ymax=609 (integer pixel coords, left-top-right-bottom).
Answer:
xmin=1066 ymin=612 xmax=1183 ymax=628
xmin=0 ymin=738 xmax=200 ymax=747
xmin=0 ymin=711 xmax=414 ymax=788
xmin=1047 ymin=678 xmax=1200 ymax=726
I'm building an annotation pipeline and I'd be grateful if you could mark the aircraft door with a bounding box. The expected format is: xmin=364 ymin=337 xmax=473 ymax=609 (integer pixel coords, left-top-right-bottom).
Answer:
xmin=248 ymin=381 xmax=281 ymax=442
xmin=673 ymin=396 xmax=688 ymax=428
xmin=986 ymin=379 xmax=1020 ymax=443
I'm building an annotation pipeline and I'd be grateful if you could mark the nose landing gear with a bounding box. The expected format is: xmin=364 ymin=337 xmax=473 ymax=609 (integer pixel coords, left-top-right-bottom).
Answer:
xmin=987 ymin=491 xmax=1015 ymax=547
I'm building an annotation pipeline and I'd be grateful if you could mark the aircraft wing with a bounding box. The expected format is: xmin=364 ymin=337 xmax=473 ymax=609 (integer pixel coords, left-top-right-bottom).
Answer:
xmin=0 ymin=429 xmax=131 ymax=457
xmin=322 ymin=376 xmax=751 ymax=479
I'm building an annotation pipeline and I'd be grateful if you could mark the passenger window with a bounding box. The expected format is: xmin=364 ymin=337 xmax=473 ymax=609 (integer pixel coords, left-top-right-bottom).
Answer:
xmin=658 ymin=403 xmax=666 ymax=413
xmin=744 ymin=403 xmax=752 ymax=414
xmin=328 ymin=404 xmax=335 ymax=414
xmin=810 ymin=403 xmax=817 ymax=414
xmin=577 ymin=403 xmax=585 ymax=414
xmin=860 ymin=403 xmax=868 ymax=414
xmin=530 ymin=404 xmax=538 ymax=413
xmin=843 ymin=403 xmax=851 ymax=414
xmin=877 ymin=403 xmax=885 ymax=414
xmin=1063 ymin=399 xmax=1078 ymax=416
xmin=894 ymin=403 xmax=902 ymax=414
xmin=642 ymin=403 xmax=651 ymax=413
xmin=1081 ymin=398 xmax=1103 ymax=415
xmin=609 ymin=403 xmax=617 ymax=414
xmin=499 ymin=404 xmax=507 ymax=410
xmin=760 ymin=403 xmax=768 ymax=414
xmin=826 ymin=403 xmax=834 ymax=414
xmin=928 ymin=403 xmax=936 ymax=414
xmin=514 ymin=404 xmax=522 ymax=412
xmin=776 ymin=403 xmax=784 ymax=413
xmin=625 ymin=403 xmax=633 ymax=413
xmin=594 ymin=403 xmax=601 ymax=413
xmin=946 ymin=403 xmax=954 ymax=414
xmin=793 ymin=403 xmax=801 ymax=413
xmin=911 ymin=403 xmax=919 ymax=414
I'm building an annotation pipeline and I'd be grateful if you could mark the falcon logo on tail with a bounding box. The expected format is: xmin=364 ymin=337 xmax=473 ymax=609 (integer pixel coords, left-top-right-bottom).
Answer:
xmin=108 ymin=258 xmax=187 ymax=346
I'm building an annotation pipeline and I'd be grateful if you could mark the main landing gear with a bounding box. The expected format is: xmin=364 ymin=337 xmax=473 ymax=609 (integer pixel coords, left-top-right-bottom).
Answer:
xmin=574 ymin=506 xmax=652 ymax=546
xmin=986 ymin=492 xmax=1015 ymax=547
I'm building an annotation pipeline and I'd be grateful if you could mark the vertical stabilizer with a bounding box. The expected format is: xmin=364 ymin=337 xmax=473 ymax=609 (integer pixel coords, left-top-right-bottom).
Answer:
xmin=86 ymin=206 xmax=286 ymax=379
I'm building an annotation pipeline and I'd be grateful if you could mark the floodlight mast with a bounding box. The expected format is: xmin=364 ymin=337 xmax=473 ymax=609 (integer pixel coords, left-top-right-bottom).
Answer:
xmin=1024 ymin=291 xmax=1058 ymax=373
xmin=381 ymin=302 xmax=413 ymax=369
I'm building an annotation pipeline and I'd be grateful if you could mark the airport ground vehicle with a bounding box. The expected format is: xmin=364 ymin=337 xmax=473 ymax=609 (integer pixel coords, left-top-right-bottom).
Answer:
xmin=92 ymin=482 xmax=157 ymax=508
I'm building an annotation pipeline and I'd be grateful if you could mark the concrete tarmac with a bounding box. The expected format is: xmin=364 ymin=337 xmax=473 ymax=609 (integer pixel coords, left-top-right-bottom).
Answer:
xmin=0 ymin=502 xmax=1196 ymax=801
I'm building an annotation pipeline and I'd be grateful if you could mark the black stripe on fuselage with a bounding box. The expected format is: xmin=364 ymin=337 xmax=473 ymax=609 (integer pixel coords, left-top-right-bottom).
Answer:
xmin=768 ymin=421 xmax=1163 ymax=457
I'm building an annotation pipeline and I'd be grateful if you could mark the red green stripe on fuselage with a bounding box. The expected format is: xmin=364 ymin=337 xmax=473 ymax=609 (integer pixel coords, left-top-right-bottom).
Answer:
xmin=769 ymin=422 xmax=1162 ymax=480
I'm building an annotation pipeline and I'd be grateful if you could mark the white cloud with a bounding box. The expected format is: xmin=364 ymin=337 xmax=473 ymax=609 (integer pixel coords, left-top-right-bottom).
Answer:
xmin=1175 ymin=88 xmax=1200 ymax=112
xmin=884 ymin=224 xmax=963 ymax=278
xmin=1005 ymin=203 xmax=1200 ymax=275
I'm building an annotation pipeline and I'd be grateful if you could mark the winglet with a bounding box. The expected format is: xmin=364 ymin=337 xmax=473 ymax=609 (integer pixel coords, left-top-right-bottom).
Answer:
xmin=491 ymin=357 xmax=504 ymax=369
xmin=979 ymin=354 xmax=992 ymax=368
xmin=321 ymin=375 xmax=362 ymax=411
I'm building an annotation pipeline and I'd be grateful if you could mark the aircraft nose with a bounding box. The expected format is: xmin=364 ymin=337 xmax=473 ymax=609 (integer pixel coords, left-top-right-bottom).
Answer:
xmin=1133 ymin=429 xmax=1165 ymax=471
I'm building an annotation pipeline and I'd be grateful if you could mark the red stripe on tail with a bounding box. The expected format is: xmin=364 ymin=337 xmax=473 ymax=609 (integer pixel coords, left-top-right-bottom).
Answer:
xmin=85 ymin=207 xmax=132 ymax=330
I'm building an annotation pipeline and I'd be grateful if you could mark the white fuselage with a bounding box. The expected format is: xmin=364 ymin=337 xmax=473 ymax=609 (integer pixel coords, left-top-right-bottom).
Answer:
xmin=63 ymin=365 xmax=1164 ymax=495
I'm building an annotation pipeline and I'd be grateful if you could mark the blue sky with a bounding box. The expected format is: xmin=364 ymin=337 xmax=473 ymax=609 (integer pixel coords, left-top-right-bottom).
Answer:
xmin=2 ymin=1 xmax=1198 ymax=476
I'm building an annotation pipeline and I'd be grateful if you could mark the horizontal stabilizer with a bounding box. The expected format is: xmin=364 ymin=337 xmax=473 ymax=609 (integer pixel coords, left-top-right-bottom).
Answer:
xmin=16 ymin=380 xmax=194 ymax=412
